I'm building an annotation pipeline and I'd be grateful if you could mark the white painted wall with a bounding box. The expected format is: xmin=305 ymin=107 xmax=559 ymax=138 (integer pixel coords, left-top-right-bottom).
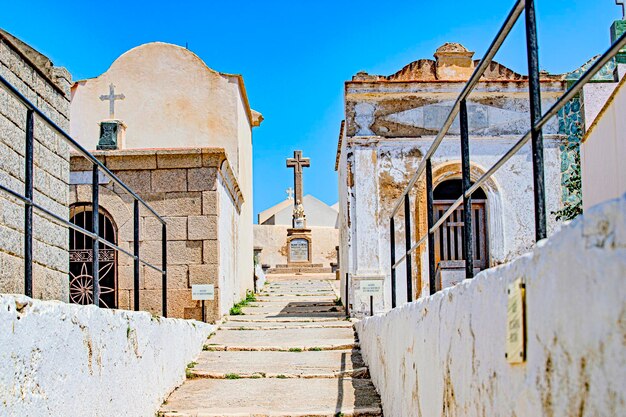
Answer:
xmin=582 ymin=77 xmax=626 ymax=210
xmin=218 ymin=173 xmax=239 ymax=317
xmin=356 ymin=193 xmax=626 ymax=417
xmin=0 ymin=294 xmax=214 ymax=417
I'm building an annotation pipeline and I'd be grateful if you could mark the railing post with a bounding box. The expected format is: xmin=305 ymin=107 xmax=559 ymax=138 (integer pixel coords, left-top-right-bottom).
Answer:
xmin=525 ymin=0 xmax=547 ymax=241
xmin=460 ymin=99 xmax=474 ymax=279
xmin=403 ymin=194 xmax=413 ymax=302
xmin=162 ymin=222 xmax=167 ymax=317
xmin=390 ymin=217 xmax=396 ymax=308
xmin=133 ymin=200 xmax=140 ymax=311
xmin=426 ymin=158 xmax=437 ymax=294
xmin=91 ymin=164 xmax=100 ymax=306
xmin=24 ymin=110 xmax=34 ymax=298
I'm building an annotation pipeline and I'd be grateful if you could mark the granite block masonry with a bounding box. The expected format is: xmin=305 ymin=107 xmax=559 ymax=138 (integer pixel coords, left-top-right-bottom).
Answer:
xmin=70 ymin=148 xmax=243 ymax=322
xmin=0 ymin=29 xmax=72 ymax=301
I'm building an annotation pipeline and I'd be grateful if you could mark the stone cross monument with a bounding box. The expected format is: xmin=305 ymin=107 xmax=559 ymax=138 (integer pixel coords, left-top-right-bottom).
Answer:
xmin=283 ymin=150 xmax=313 ymax=268
xmin=286 ymin=150 xmax=310 ymax=228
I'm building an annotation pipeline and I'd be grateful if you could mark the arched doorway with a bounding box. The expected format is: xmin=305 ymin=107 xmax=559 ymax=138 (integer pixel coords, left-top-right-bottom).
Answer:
xmin=433 ymin=179 xmax=488 ymax=274
xmin=69 ymin=204 xmax=118 ymax=308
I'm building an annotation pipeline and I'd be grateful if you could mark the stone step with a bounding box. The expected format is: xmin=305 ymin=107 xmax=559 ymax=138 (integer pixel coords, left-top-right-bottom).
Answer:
xmin=241 ymin=304 xmax=343 ymax=315
xmin=229 ymin=311 xmax=347 ymax=320
xmin=203 ymin=327 xmax=357 ymax=351
xmin=255 ymin=295 xmax=338 ymax=302
xmin=159 ymin=378 xmax=382 ymax=417
xmin=189 ymin=350 xmax=367 ymax=379
xmin=225 ymin=315 xmax=349 ymax=323
xmin=219 ymin=320 xmax=353 ymax=330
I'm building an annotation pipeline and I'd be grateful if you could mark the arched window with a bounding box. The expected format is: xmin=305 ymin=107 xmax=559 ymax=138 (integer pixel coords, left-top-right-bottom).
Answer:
xmin=69 ymin=204 xmax=118 ymax=308
xmin=433 ymin=179 xmax=488 ymax=272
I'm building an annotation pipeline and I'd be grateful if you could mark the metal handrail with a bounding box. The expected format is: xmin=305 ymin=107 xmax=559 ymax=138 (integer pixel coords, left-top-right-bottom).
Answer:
xmin=389 ymin=0 xmax=626 ymax=305
xmin=0 ymin=71 xmax=169 ymax=316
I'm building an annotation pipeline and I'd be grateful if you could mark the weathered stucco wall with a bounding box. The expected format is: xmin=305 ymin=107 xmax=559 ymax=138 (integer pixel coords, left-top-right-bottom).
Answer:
xmin=0 ymin=294 xmax=214 ymax=417
xmin=338 ymin=58 xmax=568 ymax=316
xmin=0 ymin=33 xmax=72 ymax=301
xmin=253 ymin=224 xmax=338 ymax=268
xmin=356 ymin=194 xmax=626 ymax=417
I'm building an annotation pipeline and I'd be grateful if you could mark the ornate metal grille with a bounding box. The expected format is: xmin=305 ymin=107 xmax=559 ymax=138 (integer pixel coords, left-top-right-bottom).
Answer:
xmin=69 ymin=205 xmax=117 ymax=308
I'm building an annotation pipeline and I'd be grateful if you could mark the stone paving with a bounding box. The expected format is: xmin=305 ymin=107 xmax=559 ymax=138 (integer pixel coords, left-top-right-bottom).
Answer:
xmin=159 ymin=274 xmax=382 ymax=417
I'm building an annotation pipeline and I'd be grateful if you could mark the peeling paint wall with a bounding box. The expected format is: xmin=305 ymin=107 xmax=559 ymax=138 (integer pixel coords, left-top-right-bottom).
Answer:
xmin=0 ymin=294 xmax=214 ymax=417
xmin=339 ymin=71 xmax=568 ymax=316
xmin=356 ymin=194 xmax=626 ymax=417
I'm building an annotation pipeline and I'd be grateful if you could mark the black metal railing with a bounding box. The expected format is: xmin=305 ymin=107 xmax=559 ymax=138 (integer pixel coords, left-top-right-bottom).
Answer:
xmin=0 ymin=73 xmax=168 ymax=316
xmin=389 ymin=0 xmax=626 ymax=306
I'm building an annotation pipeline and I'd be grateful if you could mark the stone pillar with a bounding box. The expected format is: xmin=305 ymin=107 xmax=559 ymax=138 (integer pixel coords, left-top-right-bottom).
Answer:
xmin=350 ymin=147 xmax=385 ymax=317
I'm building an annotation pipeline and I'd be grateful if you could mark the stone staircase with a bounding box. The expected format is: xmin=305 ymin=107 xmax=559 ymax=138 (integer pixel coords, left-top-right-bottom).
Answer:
xmin=159 ymin=274 xmax=382 ymax=416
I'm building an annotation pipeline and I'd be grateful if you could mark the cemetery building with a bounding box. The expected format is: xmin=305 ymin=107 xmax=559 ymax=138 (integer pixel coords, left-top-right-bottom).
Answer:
xmin=69 ymin=42 xmax=262 ymax=321
xmin=0 ymin=29 xmax=72 ymax=300
xmin=337 ymin=42 xmax=576 ymax=316
xmin=254 ymin=151 xmax=339 ymax=273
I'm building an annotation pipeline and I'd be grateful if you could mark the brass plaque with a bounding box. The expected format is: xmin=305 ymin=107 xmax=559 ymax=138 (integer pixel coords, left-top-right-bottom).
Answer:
xmin=506 ymin=278 xmax=526 ymax=364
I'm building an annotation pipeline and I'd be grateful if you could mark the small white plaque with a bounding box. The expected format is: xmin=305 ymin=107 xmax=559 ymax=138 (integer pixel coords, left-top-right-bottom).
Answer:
xmin=360 ymin=280 xmax=383 ymax=295
xmin=192 ymin=284 xmax=215 ymax=301
xmin=506 ymin=278 xmax=526 ymax=364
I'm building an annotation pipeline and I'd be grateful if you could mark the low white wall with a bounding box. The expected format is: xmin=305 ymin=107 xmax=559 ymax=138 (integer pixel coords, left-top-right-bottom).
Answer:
xmin=0 ymin=295 xmax=215 ymax=417
xmin=356 ymin=194 xmax=626 ymax=417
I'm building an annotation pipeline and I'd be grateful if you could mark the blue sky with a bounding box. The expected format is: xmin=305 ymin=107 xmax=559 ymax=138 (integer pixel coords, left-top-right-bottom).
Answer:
xmin=2 ymin=1 xmax=621 ymax=218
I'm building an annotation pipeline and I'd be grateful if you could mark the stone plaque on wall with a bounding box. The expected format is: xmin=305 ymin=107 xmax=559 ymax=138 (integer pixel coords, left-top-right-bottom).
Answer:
xmin=290 ymin=238 xmax=309 ymax=262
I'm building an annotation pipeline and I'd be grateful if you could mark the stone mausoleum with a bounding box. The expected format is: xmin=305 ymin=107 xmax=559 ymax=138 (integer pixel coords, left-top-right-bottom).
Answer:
xmin=68 ymin=43 xmax=262 ymax=321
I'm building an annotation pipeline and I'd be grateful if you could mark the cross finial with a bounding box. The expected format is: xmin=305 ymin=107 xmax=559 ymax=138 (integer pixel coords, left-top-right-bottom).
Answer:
xmin=618 ymin=0 xmax=625 ymax=19
xmin=286 ymin=187 xmax=294 ymax=200
xmin=99 ymin=84 xmax=125 ymax=118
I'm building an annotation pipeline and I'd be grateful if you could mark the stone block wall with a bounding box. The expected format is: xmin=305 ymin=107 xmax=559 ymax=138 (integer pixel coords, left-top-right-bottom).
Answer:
xmin=0 ymin=33 xmax=71 ymax=301
xmin=356 ymin=194 xmax=626 ymax=417
xmin=0 ymin=294 xmax=214 ymax=416
xmin=70 ymin=148 xmax=243 ymax=322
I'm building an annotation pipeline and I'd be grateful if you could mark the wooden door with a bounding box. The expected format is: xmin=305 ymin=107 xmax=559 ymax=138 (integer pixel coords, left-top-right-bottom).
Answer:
xmin=433 ymin=199 xmax=488 ymax=271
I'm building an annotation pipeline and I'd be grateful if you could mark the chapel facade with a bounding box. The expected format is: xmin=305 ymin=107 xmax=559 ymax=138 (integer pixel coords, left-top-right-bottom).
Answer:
xmin=336 ymin=43 xmax=572 ymax=316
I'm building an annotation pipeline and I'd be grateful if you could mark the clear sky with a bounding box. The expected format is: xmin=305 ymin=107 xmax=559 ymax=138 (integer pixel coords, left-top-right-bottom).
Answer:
xmin=2 ymin=0 xmax=622 ymax=219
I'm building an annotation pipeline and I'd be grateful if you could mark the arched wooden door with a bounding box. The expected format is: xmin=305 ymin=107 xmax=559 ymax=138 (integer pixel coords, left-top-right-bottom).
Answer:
xmin=69 ymin=204 xmax=118 ymax=308
xmin=433 ymin=179 xmax=488 ymax=272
